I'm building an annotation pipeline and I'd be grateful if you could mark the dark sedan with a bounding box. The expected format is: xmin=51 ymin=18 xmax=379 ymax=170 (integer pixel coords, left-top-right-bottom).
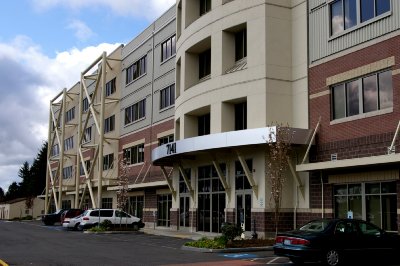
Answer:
xmin=41 ymin=209 xmax=66 ymax=225
xmin=273 ymin=218 xmax=400 ymax=266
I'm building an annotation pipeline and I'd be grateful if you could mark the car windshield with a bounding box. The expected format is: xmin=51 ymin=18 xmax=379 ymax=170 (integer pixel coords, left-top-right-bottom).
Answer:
xmin=299 ymin=220 xmax=330 ymax=232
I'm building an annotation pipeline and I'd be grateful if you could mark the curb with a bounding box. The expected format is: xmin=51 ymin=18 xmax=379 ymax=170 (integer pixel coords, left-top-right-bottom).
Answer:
xmin=181 ymin=245 xmax=273 ymax=253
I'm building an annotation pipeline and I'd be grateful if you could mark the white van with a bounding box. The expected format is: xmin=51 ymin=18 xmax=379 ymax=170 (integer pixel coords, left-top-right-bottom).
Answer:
xmin=78 ymin=209 xmax=144 ymax=230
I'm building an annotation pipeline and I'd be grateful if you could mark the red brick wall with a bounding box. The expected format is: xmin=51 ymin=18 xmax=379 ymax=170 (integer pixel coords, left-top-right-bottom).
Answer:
xmin=309 ymin=36 xmax=400 ymax=153
xmin=119 ymin=119 xmax=174 ymax=183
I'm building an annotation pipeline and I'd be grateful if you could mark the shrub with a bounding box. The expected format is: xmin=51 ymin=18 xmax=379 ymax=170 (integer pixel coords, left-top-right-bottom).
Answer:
xmin=184 ymin=237 xmax=226 ymax=249
xmin=221 ymin=223 xmax=243 ymax=241
xmin=100 ymin=219 xmax=112 ymax=230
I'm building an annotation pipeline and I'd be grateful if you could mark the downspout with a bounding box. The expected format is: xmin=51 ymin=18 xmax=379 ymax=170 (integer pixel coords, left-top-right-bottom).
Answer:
xmin=321 ymin=171 xmax=324 ymax=218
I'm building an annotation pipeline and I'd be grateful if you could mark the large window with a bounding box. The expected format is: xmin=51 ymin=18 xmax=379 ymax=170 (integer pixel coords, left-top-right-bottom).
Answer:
xmin=235 ymin=29 xmax=247 ymax=61
xmin=103 ymin=153 xmax=114 ymax=170
xmin=101 ymin=198 xmax=113 ymax=209
xmin=331 ymin=70 xmax=392 ymax=120
xmin=158 ymin=134 xmax=174 ymax=146
xmin=83 ymin=126 xmax=91 ymax=143
xmin=65 ymin=107 xmax=75 ymax=123
xmin=330 ymin=0 xmax=390 ymax=35
xmin=126 ymin=55 xmax=147 ymax=84
xmin=198 ymin=113 xmax=210 ymax=136
xmin=105 ymin=78 xmax=116 ymax=97
xmin=63 ymin=166 xmax=73 ymax=179
xmin=334 ymin=181 xmax=397 ymax=231
xmin=125 ymin=99 xmax=146 ymax=125
xmin=128 ymin=196 xmax=144 ymax=218
xmin=161 ymin=35 xmax=176 ymax=62
xmin=104 ymin=115 xmax=115 ymax=133
xmin=160 ymin=84 xmax=175 ymax=110
xmin=157 ymin=194 xmax=172 ymax=227
xmin=199 ymin=49 xmax=211 ymax=79
xmin=64 ymin=136 xmax=73 ymax=151
xmin=200 ymin=0 xmax=211 ymax=16
xmin=235 ymin=102 xmax=247 ymax=130
xmin=123 ymin=144 xmax=144 ymax=165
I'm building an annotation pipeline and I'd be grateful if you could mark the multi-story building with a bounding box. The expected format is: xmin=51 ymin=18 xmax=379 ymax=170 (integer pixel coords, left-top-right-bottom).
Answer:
xmin=298 ymin=0 xmax=400 ymax=233
xmin=152 ymin=0 xmax=309 ymax=237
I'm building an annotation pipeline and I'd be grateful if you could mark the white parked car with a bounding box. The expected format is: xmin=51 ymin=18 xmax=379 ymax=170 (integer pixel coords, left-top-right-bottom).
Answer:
xmin=62 ymin=214 xmax=84 ymax=230
xmin=78 ymin=209 xmax=145 ymax=230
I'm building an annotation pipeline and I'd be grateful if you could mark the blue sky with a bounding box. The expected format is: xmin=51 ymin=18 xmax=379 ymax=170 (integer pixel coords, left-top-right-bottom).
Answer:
xmin=0 ymin=0 xmax=175 ymax=193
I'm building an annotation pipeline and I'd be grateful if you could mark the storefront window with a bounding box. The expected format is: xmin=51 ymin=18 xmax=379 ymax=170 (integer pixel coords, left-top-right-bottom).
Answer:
xmin=334 ymin=181 xmax=397 ymax=231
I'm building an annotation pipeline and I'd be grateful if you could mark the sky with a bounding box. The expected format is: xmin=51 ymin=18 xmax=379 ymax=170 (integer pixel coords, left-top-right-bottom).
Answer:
xmin=0 ymin=0 xmax=175 ymax=193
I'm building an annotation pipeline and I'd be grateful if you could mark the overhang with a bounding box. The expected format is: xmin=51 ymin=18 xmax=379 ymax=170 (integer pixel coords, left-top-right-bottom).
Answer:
xmin=107 ymin=180 xmax=168 ymax=191
xmin=296 ymin=153 xmax=400 ymax=172
xmin=152 ymin=127 xmax=313 ymax=166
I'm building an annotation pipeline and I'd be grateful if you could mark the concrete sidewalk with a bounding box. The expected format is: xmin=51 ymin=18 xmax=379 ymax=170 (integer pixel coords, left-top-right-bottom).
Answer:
xmin=142 ymin=227 xmax=218 ymax=241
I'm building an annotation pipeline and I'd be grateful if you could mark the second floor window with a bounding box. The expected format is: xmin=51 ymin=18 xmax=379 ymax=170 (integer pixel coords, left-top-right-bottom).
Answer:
xmin=51 ymin=144 xmax=59 ymax=157
xmin=331 ymin=70 xmax=393 ymax=120
xmin=65 ymin=107 xmax=75 ymax=123
xmin=235 ymin=102 xmax=247 ymax=130
xmin=161 ymin=35 xmax=176 ymax=62
xmin=83 ymin=93 xmax=93 ymax=112
xmin=124 ymin=144 xmax=145 ymax=165
xmin=198 ymin=113 xmax=210 ymax=136
xmin=126 ymin=55 xmax=147 ymax=84
xmin=80 ymin=160 xmax=91 ymax=176
xmin=158 ymin=135 xmax=174 ymax=146
xmin=199 ymin=49 xmax=211 ymax=79
xmin=105 ymin=78 xmax=116 ymax=97
xmin=64 ymin=136 xmax=74 ymax=151
xmin=103 ymin=153 xmax=114 ymax=170
xmin=330 ymin=0 xmax=390 ymax=36
xmin=125 ymin=99 xmax=146 ymax=125
xmin=104 ymin=115 xmax=115 ymax=133
xmin=160 ymin=84 xmax=175 ymax=110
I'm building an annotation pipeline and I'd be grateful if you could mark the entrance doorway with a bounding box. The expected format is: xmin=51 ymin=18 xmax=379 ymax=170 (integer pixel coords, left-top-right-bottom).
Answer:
xmin=235 ymin=160 xmax=253 ymax=232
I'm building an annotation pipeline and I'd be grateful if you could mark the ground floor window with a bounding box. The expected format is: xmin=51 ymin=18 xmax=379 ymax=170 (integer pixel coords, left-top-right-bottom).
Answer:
xmin=127 ymin=196 xmax=144 ymax=218
xmin=101 ymin=198 xmax=113 ymax=209
xmin=157 ymin=194 xmax=171 ymax=227
xmin=61 ymin=200 xmax=71 ymax=210
xmin=334 ymin=181 xmax=397 ymax=231
xmin=82 ymin=198 xmax=93 ymax=210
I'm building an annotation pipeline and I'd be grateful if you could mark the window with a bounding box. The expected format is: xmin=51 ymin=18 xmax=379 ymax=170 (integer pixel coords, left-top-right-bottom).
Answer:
xmin=123 ymin=144 xmax=144 ymax=165
xmin=51 ymin=144 xmax=59 ymax=157
xmin=83 ymin=126 xmax=92 ymax=143
xmin=330 ymin=0 xmax=390 ymax=35
xmin=65 ymin=107 xmax=75 ymax=123
xmin=198 ymin=113 xmax=210 ymax=136
xmin=105 ymin=78 xmax=116 ymax=97
xmin=83 ymin=93 xmax=93 ymax=112
xmin=64 ymin=136 xmax=74 ymax=151
xmin=80 ymin=160 xmax=91 ymax=176
xmin=235 ymin=29 xmax=247 ymax=61
xmin=126 ymin=55 xmax=147 ymax=84
xmin=199 ymin=49 xmax=211 ymax=79
xmin=125 ymin=99 xmax=146 ymax=125
xmin=160 ymin=84 xmax=175 ymax=110
xmin=334 ymin=181 xmax=397 ymax=231
xmin=161 ymin=35 xmax=176 ymax=62
xmin=331 ymin=70 xmax=392 ymax=120
xmin=157 ymin=194 xmax=172 ymax=227
xmin=101 ymin=198 xmax=113 ymax=209
xmin=235 ymin=102 xmax=247 ymax=130
xmin=128 ymin=196 xmax=144 ymax=218
xmin=104 ymin=115 xmax=115 ymax=133
xmin=200 ymin=0 xmax=211 ymax=16
xmin=103 ymin=153 xmax=114 ymax=170
xmin=63 ymin=166 xmax=73 ymax=179
xmin=158 ymin=134 xmax=174 ymax=146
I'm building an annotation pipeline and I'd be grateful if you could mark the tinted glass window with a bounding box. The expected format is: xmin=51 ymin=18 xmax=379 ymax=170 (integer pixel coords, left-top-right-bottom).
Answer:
xmin=376 ymin=0 xmax=390 ymax=15
xmin=344 ymin=0 xmax=357 ymax=29
xmin=361 ymin=0 xmax=374 ymax=22
xmin=90 ymin=210 xmax=99 ymax=216
xmin=300 ymin=220 xmax=330 ymax=232
xmin=332 ymin=84 xmax=345 ymax=119
xmin=359 ymin=221 xmax=381 ymax=235
xmin=100 ymin=210 xmax=113 ymax=217
xmin=346 ymin=80 xmax=359 ymax=116
xmin=115 ymin=211 xmax=130 ymax=218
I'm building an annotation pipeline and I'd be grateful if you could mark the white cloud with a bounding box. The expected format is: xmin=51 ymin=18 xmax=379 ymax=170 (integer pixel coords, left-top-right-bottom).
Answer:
xmin=0 ymin=36 xmax=120 ymax=192
xmin=31 ymin=0 xmax=176 ymax=20
xmin=67 ymin=19 xmax=95 ymax=42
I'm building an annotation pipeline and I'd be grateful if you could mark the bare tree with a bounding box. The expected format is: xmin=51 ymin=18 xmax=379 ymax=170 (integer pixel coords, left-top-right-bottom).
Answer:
xmin=117 ymin=157 xmax=129 ymax=227
xmin=265 ymin=123 xmax=293 ymax=236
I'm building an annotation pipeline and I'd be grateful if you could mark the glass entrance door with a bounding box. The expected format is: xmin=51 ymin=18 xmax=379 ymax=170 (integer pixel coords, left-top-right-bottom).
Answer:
xmin=236 ymin=193 xmax=252 ymax=231
xmin=179 ymin=196 xmax=190 ymax=227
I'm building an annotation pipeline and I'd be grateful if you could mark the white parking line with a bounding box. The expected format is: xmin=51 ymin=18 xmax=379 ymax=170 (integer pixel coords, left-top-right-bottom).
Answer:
xmin=267 ymin=257 xmax=284 ymax=264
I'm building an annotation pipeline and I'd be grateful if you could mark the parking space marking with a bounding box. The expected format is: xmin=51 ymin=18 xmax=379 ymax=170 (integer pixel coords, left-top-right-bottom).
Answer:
xmin=0 ymin=259 xmax=9 ymax=266
xmin=266 ymin=257 xmax=281 ymax=264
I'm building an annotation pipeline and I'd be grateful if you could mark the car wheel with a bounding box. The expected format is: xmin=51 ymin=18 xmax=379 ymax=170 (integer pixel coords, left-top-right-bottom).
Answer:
xmin=132 ymin=223 xmax=139 ymax=231
xmin=289 ymin=258 xmax=304 ymax=265
xmin=325 ymin=249 xmax=340 ymax=266
xmin=74 ymin=223 xmax=80 ymax=231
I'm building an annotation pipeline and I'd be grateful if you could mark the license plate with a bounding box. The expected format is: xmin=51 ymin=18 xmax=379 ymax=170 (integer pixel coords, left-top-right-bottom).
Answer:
xmin=284 ymin=239 xmax=291 ymax=245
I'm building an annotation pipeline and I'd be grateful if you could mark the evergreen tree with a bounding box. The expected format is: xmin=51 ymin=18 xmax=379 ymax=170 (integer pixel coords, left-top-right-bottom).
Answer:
xmin=30 ymin=142 xmax=48 ymax=196
xmin=18 ymin=161 xmax=31 ymax=196
xmin=0 ymin=187 xmax=4 ymax=202
xmin=5 ymin=182 xmax=22 ymax=200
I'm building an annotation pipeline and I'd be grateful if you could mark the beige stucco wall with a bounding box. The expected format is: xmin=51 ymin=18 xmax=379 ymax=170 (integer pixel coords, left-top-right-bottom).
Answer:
xmin=0 ymin=198 xmax=44 ymax=220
